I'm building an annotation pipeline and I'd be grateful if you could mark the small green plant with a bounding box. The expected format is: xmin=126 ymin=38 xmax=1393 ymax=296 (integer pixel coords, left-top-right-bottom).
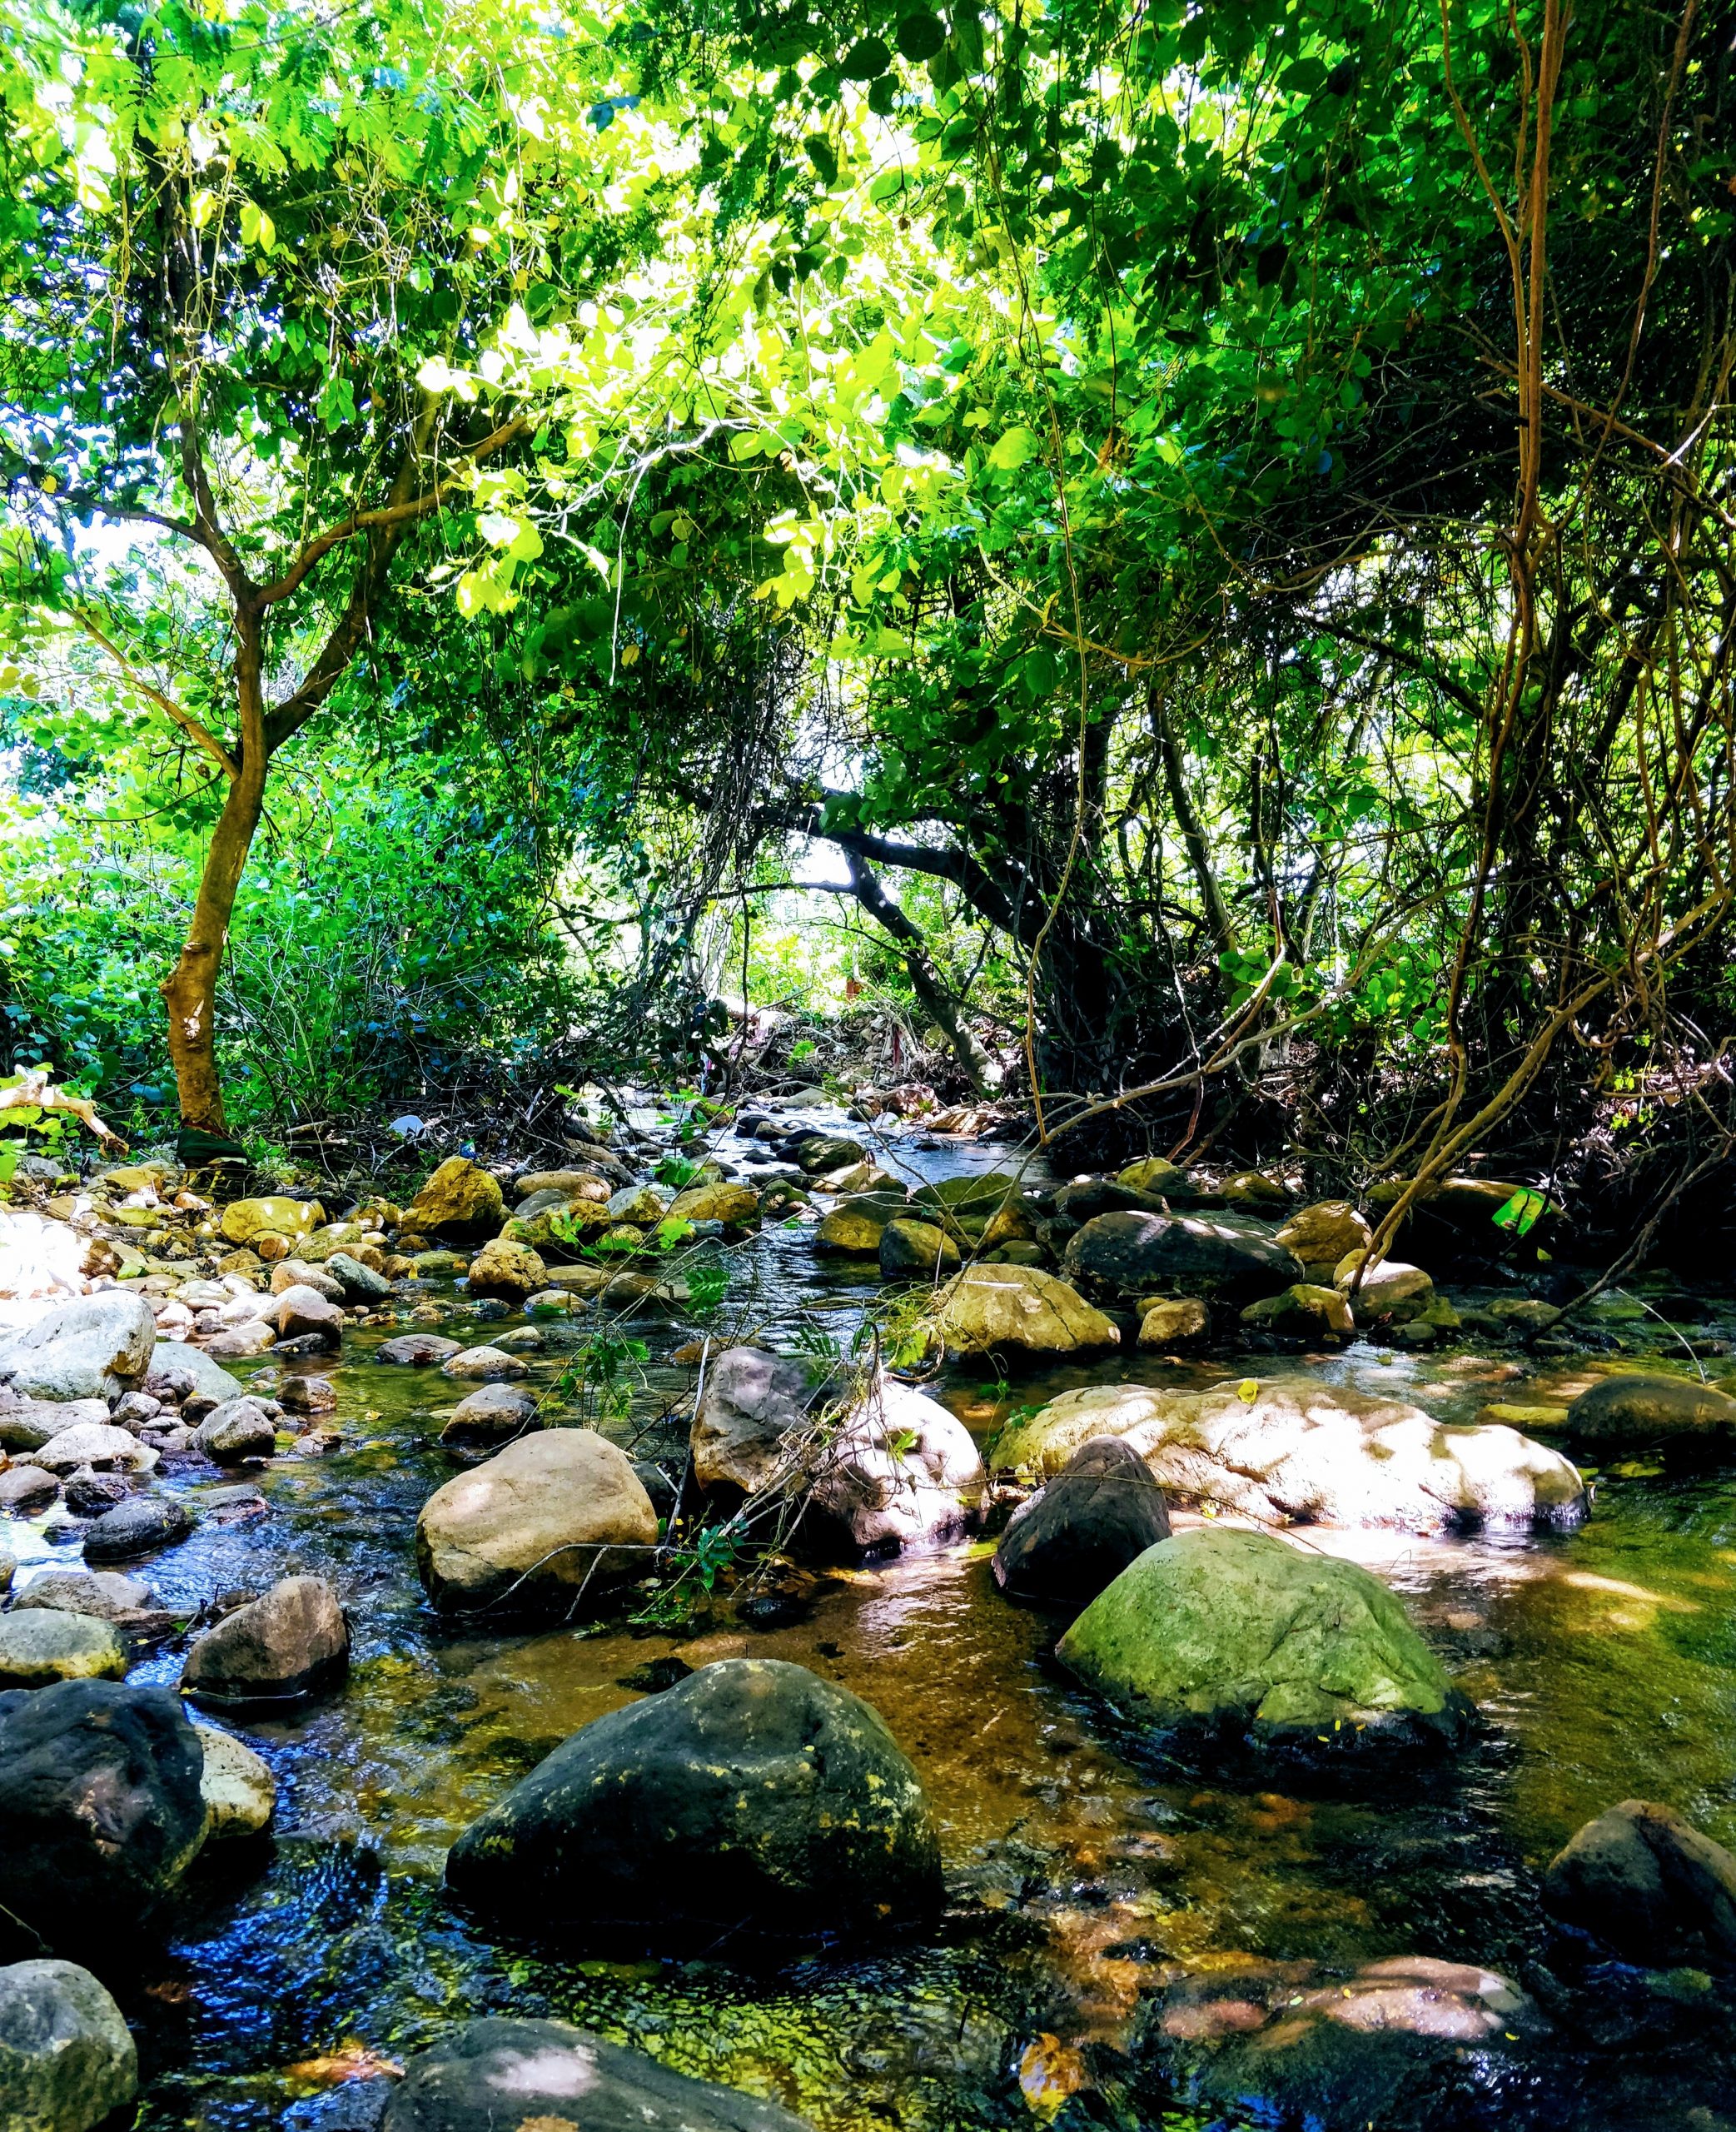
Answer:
xmin=653 ymin=1151 xmax=704 ymax=1190
xmin=551 ymin=1330 xmax=649 ymax=1427
xmin=686 ymin=1259 xmax=729 ymax=1316
xmin=651 ymin=1215 xmax=695 ymax=1251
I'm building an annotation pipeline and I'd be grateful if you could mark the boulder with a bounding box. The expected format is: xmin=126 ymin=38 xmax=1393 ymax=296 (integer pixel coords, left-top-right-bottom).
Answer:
xmin=1064 ymin=1211 xmax=1303 ymax=1298
xmin=1241 ymin=1283 xmax=1355 ymax=1338
xmin=992 ymin=1376 xmax=1586 ymax=1532
xmin=1544 ymin=1799 xmax=1736 ymax=1965
xmin=0 ymin=1959 xmax=137 ymax=2132
xmin=147 ymin=1341 xmax=244 ymax=1407
xmin=667 ymin=1182 xmax=761 ymax=1228
xmin=1115 ymin=1157 xmax=1204 ymax=1198
xmin=382 ymin=2017 xmax=813 ymax=2132
xmin=269 ymin=1283 xmax=344 ymax=1347
xmin=1057 ymin=1527 xmax=1473 ymax=1756
xmin=82 ymin=1495 xmax=192 ymax=1563
xmin=806 ymin=1377 xmax=986 ymax=1557
xmin=31 ymin=1424 xmax=157 ymax=1477
xmin=514 ymin=1168 xmax=614 ymax=1202
xmin=12 ymin=1572 xmax=152 ymax=1623
xmin=440 ymin=1346 xmax=527 ymax=1382
xmin=271 ymin=1259 xmax=342 ymax=1299
xmin=1052 ymin=1178 xmax=1170 ymax=1223
xmin=465 ymin=1238 xmax=548 ymax=1303
xmin=405 ymin=1160 xmax=506 ymax=1244
xmin=1275 ymin=1199 xmax=1373 ymax=1273
xmin=200 ymin=1320 xmax=277 ymax=1359
xmin=218 ymin=1196 xmax=323 ymax=1246
xmin=440 ymin=1382 xmax=539 ymax=1446
xmin=813 ymin=1200 xmax=898 ymax=1253
xmin=182 ymin=1575 xmax=350 ymax=1707
xmin=0 ymin=1293 xmax=157 ymax=1402
xmin=0 ymin=1680 xmax=208 ymax=1937
xmin=325 ymin=1251 xmax=391 ymax=1303
xmin=416 ymin=1429 xmax=657 ymax=1613
xmin=62 ymin=1472 xmax=130 ymax=1520
xmin=691 ymin=1347 xmax=812 ymax=1497
xmin=192 ymin=1725 xmax=276 ymax=1839
xmin=878 ymin=1218 xmax=961 ymax=1280
xmin=0 ymin=1611 xmax=127 ymax=1688
xmin=926 ymin=1263 xmax=1119 ymax=1357
xmin=377 ymin=1333 xmax=464 ymax=1367
xmin=793 ymin=1134 xmax=867 ymax=1176
xmin=1146 ymin=1955 xmax=1543 ymax=2132
xmin=606 ymin=1185 xmax=667 ymax=1227
xmin=0 ymin=1465 xmax=60 ymax=1512
xmin=1564 ymin=1373 xmax=1736 ymax=1457
xmin=445 ymin=1658 xmax=941 ymax=1945
xmin=277 ymin=1373 xmax=336 ymax=1416
xmin=993 ymin=1437 xmax=1171 ymax=1606
xmin=193 ymin=1396 xmax=279 ymax=1463
xmin=0 ymin=1400 xmax=107 ymax=1454
xmin=1137 ymin=1298 xmax=1210 ymax=1347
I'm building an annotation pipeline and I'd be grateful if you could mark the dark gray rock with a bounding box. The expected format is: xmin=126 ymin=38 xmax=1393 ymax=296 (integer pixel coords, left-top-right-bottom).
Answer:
xmin=446 ymin=1657 xmax=942 ymax=1948
xmin=182 ymin=1574 xmax=349 ymax=1708
xmin=993 ymin=1436 xmax=1171 ymax=1605
xmin=1063 ymin=1209 xmax=1303 ymax=1298
xmin=1544 ymin=1799 xmax=1736 ymax=1965
xmin=62 ymin=1470 xmax=132 ymax=1519
xmin=82 ymin=1494 xmax=193 ymax=1564
xmin=376 ymin=1334 xmax=463 ymax=1367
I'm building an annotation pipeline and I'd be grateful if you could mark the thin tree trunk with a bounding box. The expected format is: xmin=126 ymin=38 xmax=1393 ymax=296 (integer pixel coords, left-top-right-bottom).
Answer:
xmin=1152 ymin=685 xmax=1237 ymax=964
xmin=844 ymin=854 xmax=997 ymax=1094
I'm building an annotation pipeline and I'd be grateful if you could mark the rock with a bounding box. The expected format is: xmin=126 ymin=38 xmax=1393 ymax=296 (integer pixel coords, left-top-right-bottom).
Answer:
xmin=535 ymin=1267 xmax=681 ymax=1309
xmin=381 ymin=2017 xmax=814 ymax=2132
xmin=1064 ymin=1211 xmax=1304 ymax=1298
xmin=62 ymin=1471 xmax=132 ymax=1519
xmin=788 ymin=1134 xmax=864 ymax=1178
xmin=1241 ymin=1283 xmax=1355 ymax=1338
xmin=1114 ymin=1157 xmax=1202 ymax=1199
xmin=0 ymin=1400 xmax=107 ymax=1454
xmin=0 ymin=1293 xmax=157 ymax=1402
xmin=271 ymin=1260 xmax=343 ymax=1299
xmin=1564 ymin=1372 xmax=1736 ymax=1457
xmin=1544 ymin=1800 xmax=1736 ymax=1965
xmin=404 ymin=1160 xmax=506 ymax=1244
xmin=1147 ymin=1955 xmax=1543 ymax=2132
xmin=0 ymin=1680 xmax=208 ymax=1937
xmin=148 ymin=1341 xmax=245 ymax=1406
xmin=514 ymin=1168 xmax=614 ymax=1202
xmin=813 ymin=1202 xmax=897 ymax=1253
xmin=691 ymin=1347 xmax=812 ymax=1497
xmin=1333 ymin=1253 xmax=1435 ymax=1323
xmin=667 ymin=1182 xmax=760 ymax=1228
xmin=182 ymin=1575 xmax=350 ymax=1707
xmin=926 ymin=1263 xmax=1120 ymax=1357
xmin=805 ymin=1377 xmax=986 ymax=1557
xmin=994 ymin=1437 xmax=1171 ymax=1606
xmin=1276 ymin=1199 xmax=1373 ymax=1273
xmin=0 ymin=1465 xmax=60 ymax=1512
xmin=200 ymin=1321 xmax=277 ymax=1359
xmin=1052 ymin=1178 xmax=1171 ymax=1223
xmin=416 ymin=1429 xmax=657 ymax=1614
xmin=325 ymin=1252 xmax=391 ymax=1303
xmin=269 ymin=1283 xmax=344 ymax=1347
xmin=440 ymin=1383 xmax=539 ymax=1445
xmin=440 ymin=1346 xmax=527 ymax=1382
xmin=109 ymin=1391 xmax=162 ymax=1428
xmin=0 ymin=1958 xmax=137 ymax=2132
xmin=0 ymin=1611 xmax=127 ymax=1688
xmin=1137 ymin=1297 xmax=1210 ymax=1347
xmin=193 ymin=1396 xmax=279 ymax=1463
xmin=908 ymin=1171 xmax=1019 ymax=1219
xmin=12 ymin=1572 xmax=152 ymax=1622
xmin=877 ymin=1218 xmax=961 ymax=1279
xmin=993 ymin=1376 xmax=1586 ymax=1532
xmin=1219 ymin=1168 xmax=1289 ymax=1209
xmin=605 ymin=1185 xmax=667 ymax=1227
xmin=31 ymin=1424 xmax=157 ymax=1477
xmin=445 ymin=1658 xmax=941 ymax=1945
xmin=277 ymin=1374 xmax=336 ymax=1416
xmin=1057 ymin=1527 xmax=1473 ymax=1756
xmin=465 ymin=1238 xmax=547 ymax=1303
xmin=82 ymin=1495 xmax=194 ymax=1564
xmin=218 ymin=1197 xmax=323 ymax=1246
xmin=409 ymin=1250 xmax=466 ymax=1275
xmin=1483 ymin=1296 xmax=1559 ymax=1331
xmin=192 ymin=1725 xmax=276 ymax=1839
xmin=377 ymin=1333 xmax=464 ymax=1367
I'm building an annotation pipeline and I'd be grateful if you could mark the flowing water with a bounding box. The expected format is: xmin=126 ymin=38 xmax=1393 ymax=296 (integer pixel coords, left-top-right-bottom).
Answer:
xmin=12 ymin=1118 xmax=1736 ymax=2130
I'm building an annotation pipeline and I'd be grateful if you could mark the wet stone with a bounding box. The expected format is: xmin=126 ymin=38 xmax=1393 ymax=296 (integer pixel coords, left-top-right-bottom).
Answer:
xmin=82 ymin=1494 xmax=194 ymax=1564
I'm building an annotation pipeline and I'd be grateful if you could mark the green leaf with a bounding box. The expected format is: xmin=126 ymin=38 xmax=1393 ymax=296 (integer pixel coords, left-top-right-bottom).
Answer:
xmin=987 ymin=426 xmax=1039 ymax=471
xmin=841 ymin=36 xmax=891 ymax=78
xmin=895 ymin=12 xmax=946 ymax=61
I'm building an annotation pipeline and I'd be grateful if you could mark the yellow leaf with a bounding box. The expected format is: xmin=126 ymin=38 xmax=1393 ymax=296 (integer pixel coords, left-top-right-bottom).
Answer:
xmin=1237 ymin=1377 xmax=1260 ymax=1403
xmin=1018 ymin=2034 xmax=1088 ymax=2120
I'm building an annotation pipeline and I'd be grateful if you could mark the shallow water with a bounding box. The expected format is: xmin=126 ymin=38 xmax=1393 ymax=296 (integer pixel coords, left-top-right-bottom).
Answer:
xmin=12 ymin=1117 xmax=1736 ymax=2130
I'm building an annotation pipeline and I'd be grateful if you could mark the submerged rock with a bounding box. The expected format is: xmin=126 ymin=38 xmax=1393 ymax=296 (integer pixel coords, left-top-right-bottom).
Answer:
xmin=691 ymin=1347 xmax=812 ymax=1498
xmin=416 ymin=1429 xmax=657 ymax=1614
xmin=182 ymin=1575 xmax=350 ymax=1708
xmin=804 ymin=1377 xmax=986 ymax=1557
xmin=404 ymin=1159 xmax=506 ymax=1244
xmin=0 ymin=1292 xmax=158 ymax=1403
xmin=1564 ymin=1372 xmax=1736 ymax=1457
xmin=1057 ymin=1527 xmax=1474 ymax=1757
xmin=0 ymin=1958 xmax=137 ymax=2132
xmin=0 ymin=1611 xmax=126 ymax=1689
xmin=927 ymin=1263 xmax=1119 ymax=1357
xmin=0 ymin=1680 xmax=208 ymax=1940
xmin=1544 ymin=1799 xmax=1736 ymax=1966
xmin=993 ymin=1437 xmax=1171 ymax=1606
xmin=382 ymin=2017 xmax=813 ymax=2132
xmin=446 ymin=1657 xmax=942 ymax=1947
xmin=1064 ymin=1210 xmax=1303 ymax=1298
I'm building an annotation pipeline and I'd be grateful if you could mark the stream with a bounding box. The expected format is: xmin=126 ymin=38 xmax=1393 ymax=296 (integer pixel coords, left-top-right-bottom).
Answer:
xmin=11 ymin=1113 xmax=1736 ymax=2131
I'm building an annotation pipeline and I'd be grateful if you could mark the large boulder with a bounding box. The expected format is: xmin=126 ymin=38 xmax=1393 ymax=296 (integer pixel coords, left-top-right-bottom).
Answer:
xmin=182 ymin=1575 xmax=350 ymax=1708
xmin=383 ymin=2017 xmax=813 ymax=2132
xmin=0 ymin=1612 xmax=126 ymax=1689
xmin=1564 ymin=1373 xmax=1736 ymax=1458
xmin=405 ymin=1159 xmax=507 ymax=1244
xmin=926 ymin=1263 xmax=1119 ymax=1357
xmin=465 ymin=1238 xmax=548 ymax=1303
xmin=993 ymin=1437 xmax=1171 ymax=1606
xmin=0 ymin=1399 xmax=107 ymax=1454
xmin=0 ymin=1680 xmax=208 ymax=1939
xmin=691 ymin=1347 xmax=812 ymax=1497
xmin=416 ymin=1429 xmax=657 ymax=1614
xmin=445 ymin=1658 xmax=941 ymax=1946
xmin=192 ymin=1395 xmax=278 ymax=1464
xmin=1544 ymin=1800 xmax=1736 ymax=1965
xmin=805 ymin=1377 xmax=986 ymax=1557
xmin=1064 ymin=1211 xmax=1303 ymax=1298
xmin=667 ymin=1182 xmax=761 ymax=1228
xmin=877 ymin=1218 xmax=960 ymax=1280
xmin=0 ymin=1958 xmax=138 ymax=2132
xmin=990 ymin=1377 xmax=1586 ymax=1533
xmin=0 ymin=1293 xmax=157 ymax=1403
xmin=1275 ymin=1199 xmax=1373 ymax=1273
xmin=217 ymin=1196 xmax=323 ymax=1247
xmin=1057 ymin=1527 xmax=1473 ymax=1756
xmin=30 ymin=1423 xmax=156 ymax=1477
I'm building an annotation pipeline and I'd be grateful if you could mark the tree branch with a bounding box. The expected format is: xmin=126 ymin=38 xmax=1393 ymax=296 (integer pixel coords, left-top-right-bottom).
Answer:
xmin=68 ymin=606 xmax=239 ymax=780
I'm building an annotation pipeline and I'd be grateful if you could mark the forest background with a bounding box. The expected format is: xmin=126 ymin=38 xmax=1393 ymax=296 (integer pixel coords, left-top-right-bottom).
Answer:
xmin=1 ymin=0 xmax=1732 ymax=1257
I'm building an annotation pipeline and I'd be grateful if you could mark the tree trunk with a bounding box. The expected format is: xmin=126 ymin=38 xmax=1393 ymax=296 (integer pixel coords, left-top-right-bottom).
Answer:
xmin=844 ymin=854 xmax=998 ymax=1094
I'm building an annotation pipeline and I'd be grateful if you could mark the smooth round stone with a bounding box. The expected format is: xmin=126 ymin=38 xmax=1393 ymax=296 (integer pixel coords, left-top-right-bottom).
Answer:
xmin=0 ymin=1958 xmax=138 ymax=2132
xmin=82 ymin=1495 xmax=194 ymax=1564
xmin=0 ymin=1609 xmax=127 ymax=1688
xmin=192 ymin=1725 xmax=276 ymax=1838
